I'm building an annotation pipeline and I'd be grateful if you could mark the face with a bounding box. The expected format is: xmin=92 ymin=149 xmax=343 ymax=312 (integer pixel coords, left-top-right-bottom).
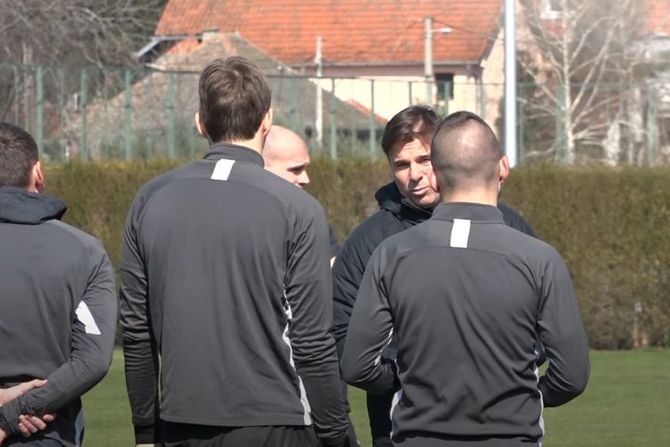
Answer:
xmin=388 ymin=138 xmax=440 ymax=208
xmin=265 ymin=144 xmax=311 ymax=188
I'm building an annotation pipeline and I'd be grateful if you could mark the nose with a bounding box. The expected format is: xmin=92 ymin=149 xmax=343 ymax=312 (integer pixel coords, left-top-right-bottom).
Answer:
xmin=409 ymin=162 xmax=426 ymax=182
xmin=298 ymin=171 xmax=310 ymax=186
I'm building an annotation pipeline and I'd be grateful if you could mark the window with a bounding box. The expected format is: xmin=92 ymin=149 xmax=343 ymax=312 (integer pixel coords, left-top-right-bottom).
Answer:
xmin=435 ymin=73 xmax=454 ymax=101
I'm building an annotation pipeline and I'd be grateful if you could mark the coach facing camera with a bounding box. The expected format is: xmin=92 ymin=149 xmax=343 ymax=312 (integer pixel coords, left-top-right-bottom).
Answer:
xmin=342 ymin=111 xmax=589 ymax=447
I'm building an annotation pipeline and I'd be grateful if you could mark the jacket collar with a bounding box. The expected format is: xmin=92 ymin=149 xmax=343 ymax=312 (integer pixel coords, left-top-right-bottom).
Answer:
xmin=375 ymin=182 xmax=432 ymax=224
xmin=204 ymin=142 xmax=264 ymax=167
xmin=0 ymin=187 xmax=67 ymax=224
xmin=432 ymin=202 xmax=504 ymax=222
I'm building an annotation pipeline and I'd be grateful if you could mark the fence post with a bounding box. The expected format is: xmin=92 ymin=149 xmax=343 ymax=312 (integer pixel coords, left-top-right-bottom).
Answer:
xmin=647 ymin=83 xmax=660 ymax=165
xmin=167 ymin=72 xmax=176 ymax=158
xmin=408 ymin=81 xmax=413 ymax=106
xmin=330 ymin=78 xmax=337 ymax=160
xmin=35 ymin=65 xmax=44 ymax=152
xmin=80 ymin=68 xmax=89 ymax=160
xmin=555 ymin=83 xmax=566 ymax=163
xmin=369 ymin=79 xmax=376 ymax=158
xmin=124 ymin=69 xmax=133 ymax=161
xmin=518 ymin=84 xmax=524 ymax=164
xmin=443 ymin=80 xmax=451 ymax=116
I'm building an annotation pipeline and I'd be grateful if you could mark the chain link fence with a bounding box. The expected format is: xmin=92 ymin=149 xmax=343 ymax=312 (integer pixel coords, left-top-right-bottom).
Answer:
xmin=2 ymin=63 xmax=669 ymax=163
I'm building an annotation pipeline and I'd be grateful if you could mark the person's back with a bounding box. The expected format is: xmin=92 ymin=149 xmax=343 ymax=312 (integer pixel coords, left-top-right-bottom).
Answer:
xmin=0 ymin=123 xmax=116 ymax=446
xmin=341 ymin=111 xmax=589 ymax=447
xmin=120 ymin=57 xmax=348 ymax=447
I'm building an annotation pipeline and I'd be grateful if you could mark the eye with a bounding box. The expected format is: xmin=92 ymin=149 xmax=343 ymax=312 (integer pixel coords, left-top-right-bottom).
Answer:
xmin=393 ymin=161 xmax=409 ymax=169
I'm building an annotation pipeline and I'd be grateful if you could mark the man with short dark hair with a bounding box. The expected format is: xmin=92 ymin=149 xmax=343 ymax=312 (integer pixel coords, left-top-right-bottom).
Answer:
xmin=0 ymin=122 xmax=117 ymax=446
xmin=341 ymin=111 xmax=590 ymax=447
xmin=120 ymin=57 xmax=349 ymax=447
xmin=331 ymin=105 xmax=534 ymax=447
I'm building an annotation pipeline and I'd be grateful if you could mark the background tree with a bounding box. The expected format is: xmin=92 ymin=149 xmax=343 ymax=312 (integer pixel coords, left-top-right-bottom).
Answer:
xmin=0 ymin=0 xmax=166 ymax=121
xmin=517 ymin=0 xmax=647 ymax=164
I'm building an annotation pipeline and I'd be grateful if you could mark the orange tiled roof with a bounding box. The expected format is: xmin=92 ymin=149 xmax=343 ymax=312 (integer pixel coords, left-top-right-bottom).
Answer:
xmin=644 ymin=0 xmax=670 ymax=35
xmin=155 ymin=0 xmax=503 ymax=66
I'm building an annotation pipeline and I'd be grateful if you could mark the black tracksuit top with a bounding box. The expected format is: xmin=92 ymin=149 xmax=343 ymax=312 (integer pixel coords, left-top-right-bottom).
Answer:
xmin=119 ymin=144 xmax=348 ymax=446
xmin=341 ymin=203 xmax=590 ymax=446
xmin=0 ymin=187 xmax=117 ymax=446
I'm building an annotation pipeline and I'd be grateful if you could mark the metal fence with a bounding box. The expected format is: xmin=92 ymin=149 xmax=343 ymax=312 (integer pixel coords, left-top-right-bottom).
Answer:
xmin=2 ymin=63 xmax=669 ymax=164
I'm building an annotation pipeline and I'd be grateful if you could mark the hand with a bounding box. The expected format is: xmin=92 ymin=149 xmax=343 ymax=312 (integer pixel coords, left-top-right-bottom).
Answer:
xmin=0 ymin=379 xmax=47 ymax=405
xmin=18 ymin=413 xmax=56 ymax=438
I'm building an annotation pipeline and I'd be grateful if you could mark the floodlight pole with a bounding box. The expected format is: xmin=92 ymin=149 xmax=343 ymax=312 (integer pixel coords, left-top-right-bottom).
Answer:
xmin=424 ymin=17 xmax=434 ymax=105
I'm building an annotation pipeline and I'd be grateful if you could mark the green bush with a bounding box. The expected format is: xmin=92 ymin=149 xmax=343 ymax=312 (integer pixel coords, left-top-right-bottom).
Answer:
xmin=44 ymin=160 xmax=670 ymax=349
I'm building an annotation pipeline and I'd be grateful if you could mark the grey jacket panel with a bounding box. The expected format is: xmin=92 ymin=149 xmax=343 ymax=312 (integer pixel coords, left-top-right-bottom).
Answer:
xmin=120 ymin=144 xmax=347 ymax=446
xmin=0 ymin=189 xmax=117 ymax=446
xmin=341 ymin=203 xmax=589 ymax=444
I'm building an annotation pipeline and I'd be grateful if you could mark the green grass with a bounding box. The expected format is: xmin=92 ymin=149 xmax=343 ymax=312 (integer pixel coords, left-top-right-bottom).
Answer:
xmin=82 ymin=350 xmax=670 ymax=446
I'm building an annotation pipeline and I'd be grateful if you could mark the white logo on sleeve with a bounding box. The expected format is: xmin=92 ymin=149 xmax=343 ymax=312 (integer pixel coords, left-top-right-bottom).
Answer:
xmin=75 ymin=301 xmax=102 ymax=335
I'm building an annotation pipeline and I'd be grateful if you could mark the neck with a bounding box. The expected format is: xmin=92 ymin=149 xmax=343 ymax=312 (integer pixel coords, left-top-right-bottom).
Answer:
xmin=442 ymin=188 xmax=498 ymax=206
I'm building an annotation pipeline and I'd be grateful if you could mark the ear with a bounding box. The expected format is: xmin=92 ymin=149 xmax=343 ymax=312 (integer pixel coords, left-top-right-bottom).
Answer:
xmin=194 ymin=112 xmax=207 ymax=139
xmin=261 ymin=108 xmax=273 ymax=137
xmin=498 ymin=155 xmax=510 ymax=186
xmin=428 ymin=167 xmax=440 ymax=193
xmin=31 ymin=161 xmax=45 ymax=193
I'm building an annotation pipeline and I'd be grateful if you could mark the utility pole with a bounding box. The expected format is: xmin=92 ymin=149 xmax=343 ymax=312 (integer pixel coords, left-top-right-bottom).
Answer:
xmin=315 ymin=36 xmax=323 ymax=147
xmin=504 ymin=0 xmax=518 ymax=167
xmin=424 ymin=17 xmax=433 ymax=105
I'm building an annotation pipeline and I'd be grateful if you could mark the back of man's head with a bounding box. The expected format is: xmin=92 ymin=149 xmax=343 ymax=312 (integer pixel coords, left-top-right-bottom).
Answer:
xmin=198 ymin=56 xmax=272 ymax=143
xmin=430 ymin=111 xmax=502 ymax=197
xmin=0 ymin=122 xmax=38 ymax=189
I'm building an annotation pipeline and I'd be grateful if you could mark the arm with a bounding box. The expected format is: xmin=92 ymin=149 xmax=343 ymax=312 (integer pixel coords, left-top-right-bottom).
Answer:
xmin=0 ymin=244 xmax=117 ymax=437
xmin=537 ymin=252 xmax=590 ymax=407
xmin=285 ymin=202 xmax=348 ymax=447
xmin=119 ymin=205 xmax=161 ymax=445
xmin=340 ymin=248 xmax=397 ymax=395
xmin=331 ymin=234 xmax=372 ymax=359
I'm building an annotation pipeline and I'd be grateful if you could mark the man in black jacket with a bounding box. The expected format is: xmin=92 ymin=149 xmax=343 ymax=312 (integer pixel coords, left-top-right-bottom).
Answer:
xmin=0 ymin=123 xmax=117 ymax=446
xmin=120 ymin=57 xmax=348 ymax=447
xmin=331 ymin=106 xmax=534 ymax=447
xmin=341 ymin=111 xmax=589 ymax=446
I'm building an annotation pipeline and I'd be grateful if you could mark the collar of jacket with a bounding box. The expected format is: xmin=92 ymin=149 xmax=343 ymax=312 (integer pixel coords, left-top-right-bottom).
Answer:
xmin=204 ymin=142 xmax=264 ymax=167
xmin=375 ymin=181 xmax=432 ymax=223
xmin=0 ymin=186 xmax=67 ymax=224
xmin=432 ymin=202 xmax=504 ymax=222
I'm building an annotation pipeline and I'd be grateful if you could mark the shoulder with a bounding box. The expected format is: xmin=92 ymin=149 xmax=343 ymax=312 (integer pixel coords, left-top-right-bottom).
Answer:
xmin=341 ymin=208 xmax=405 ymax=257
xmin=497 ymin=202 xmax=534 ymax=236
xmin=44 ymin=220 xmax=107 ymax=259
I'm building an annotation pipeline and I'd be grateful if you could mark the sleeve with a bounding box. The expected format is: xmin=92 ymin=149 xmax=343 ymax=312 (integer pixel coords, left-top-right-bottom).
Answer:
xmin=0 ymin=243 xmax=117 ymax=436
xmin=285 ymin=200 xmax=348 ymax=447
xmin=340 ymin=247 xmax=398 ymax=395
xmin=331 ymin=230 xmax=373 ymax=359
xmin=537 ymin=251 xmax=590 ymax=407
xmin=119 ymin=200 xmax=161 ymax=444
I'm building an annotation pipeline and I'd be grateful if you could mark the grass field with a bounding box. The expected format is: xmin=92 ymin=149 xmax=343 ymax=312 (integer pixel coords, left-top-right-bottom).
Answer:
xmin=82 ymin=349 xmax=670 ymax=446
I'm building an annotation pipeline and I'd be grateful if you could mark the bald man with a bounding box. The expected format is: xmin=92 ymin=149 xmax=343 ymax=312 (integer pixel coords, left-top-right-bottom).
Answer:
xmin=263 ymin=125 xmax=311 ymax=188
xmin=341 ymin=111 xmax=589 ymax=447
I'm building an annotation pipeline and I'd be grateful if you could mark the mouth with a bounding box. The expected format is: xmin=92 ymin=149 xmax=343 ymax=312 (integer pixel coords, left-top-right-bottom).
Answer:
xmin=411 ymin=186 xmax=428 ymax=196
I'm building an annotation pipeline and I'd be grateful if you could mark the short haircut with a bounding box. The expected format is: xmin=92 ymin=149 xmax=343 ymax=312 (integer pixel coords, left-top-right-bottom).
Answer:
xmin=198 ymin=57 xmax=272 ymax=143
xmin=0 ymin=122 xmax=38 ymax=188
xmin=430 ymin=111 xmax=502 ymax=192
xmin=381 ymin=105 xmax=440 ymax=158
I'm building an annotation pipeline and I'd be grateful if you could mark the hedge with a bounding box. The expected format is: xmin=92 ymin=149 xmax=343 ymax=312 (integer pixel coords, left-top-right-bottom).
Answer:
xmin=43 ymin=160 xmax=670 ymax=349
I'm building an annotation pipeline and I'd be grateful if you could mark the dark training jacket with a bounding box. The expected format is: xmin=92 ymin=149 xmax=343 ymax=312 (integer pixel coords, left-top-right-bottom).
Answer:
xmin=341 ymin=203 xmax=590 ymax=446
xmin=119 ymin=144 xmax=348 ymax=446
xmin=331 ymin=182 xmax=535 ymax=443
xmin=0 ymin=187 xmax=117 ymax=447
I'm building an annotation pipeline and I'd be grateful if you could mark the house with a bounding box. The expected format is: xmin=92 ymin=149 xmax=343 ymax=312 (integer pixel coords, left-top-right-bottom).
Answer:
xmin=64 ymin=32 xmax=383 ymax=159
xmin=149 ymin=0 xmax=506 ymax=125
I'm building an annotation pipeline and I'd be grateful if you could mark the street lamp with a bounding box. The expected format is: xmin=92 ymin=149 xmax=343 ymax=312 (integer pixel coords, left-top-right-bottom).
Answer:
xmin=424 ymin=16 xmax=453 ymax=105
